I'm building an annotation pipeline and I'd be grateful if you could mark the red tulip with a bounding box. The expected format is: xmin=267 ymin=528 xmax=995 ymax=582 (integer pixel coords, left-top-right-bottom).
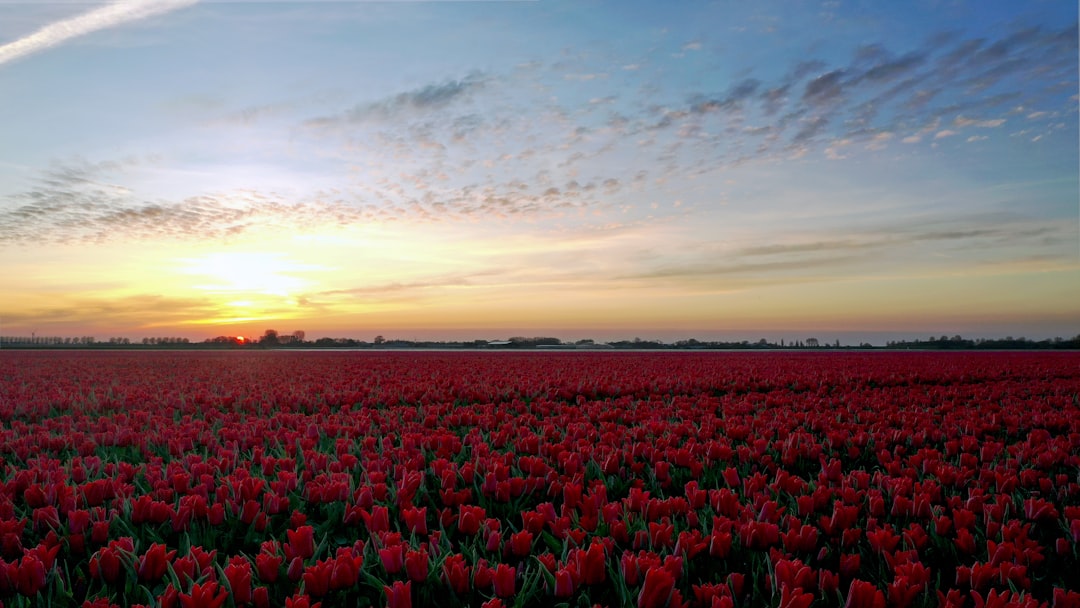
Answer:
xmin=493 ymin=563 xmax=516 ymax=598
xmin=384 ymin=580 xmax=411 ymax=608
xmin=224 ymin=556 xmax=253 ymax=605
xmin=581 ymin=539 xmax=606 ymax=585
xmin=137 ymin=543 xmax=176 ymax=583
xmin=638 ymin=567 xmax=675 ymax=608
xmin=405 ymin=549 xmax=429 ymax=582
xmin=774 ymin=559 xmax=814 ymax=594
xmin=379 ymin=544 xmax=404 ymax=575
xmin=256 ymin=552 xmax=282 ymax=583
xmin=819 ymin=570 xmax=839 ymax=594
xmin=363 ymin=505 xmax=390 ymax=534
xmin=402 ymin=506 xmax=428 ymax=535
xmin=554 ymin=567 xmax=574 ymax=598
xmin=839 ymin=553 xmax=861 ymax=580
xmin=330 ymin=552 xmax=363 ymax=590
xmin=302 ymin=559 xmax=332 ymax=597
xmin=509 ymin=530 xmax=533 ymax=557
xmin=442 ymin=554 xmax=471 ymax=594
xmin=474 ymin=559 xmax=494 ymax=590
xmin=284 ymin=595 xmax=322 ymax=608
xmin=779 ymin=584 xmax=814 ymax=608
xmin=458 ymin=505 xmax=485 ymax=535
xmin=179 ymin=582 xmax=228 ymax=608
xmin=845 ymin=579 xmax=885 ymax=608
xmin=709 ymin=530 xmax=732 ymax=558
xmin=286 ymin=526 xmax=316 ymax=561
xmin=16 ymin=554 xmax=47 ymax=597
xmin=159 ymin=583 xmax=180 ymax=608
xmin=253 ymin=586 xmax=270 ymax=608
xmin=89 ymin=538 xmax=132 ymax=585
xmin=1053 ymin=588 xmax=1080 ymax=608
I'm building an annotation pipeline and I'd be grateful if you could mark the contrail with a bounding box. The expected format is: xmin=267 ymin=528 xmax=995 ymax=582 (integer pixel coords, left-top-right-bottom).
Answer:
xmin=0 ymin=0 xmax=198 ymax=67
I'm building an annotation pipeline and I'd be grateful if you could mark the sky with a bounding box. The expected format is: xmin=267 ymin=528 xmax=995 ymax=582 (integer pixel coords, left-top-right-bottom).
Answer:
xmin=0 ymin=0 xmax=1077 ymax=345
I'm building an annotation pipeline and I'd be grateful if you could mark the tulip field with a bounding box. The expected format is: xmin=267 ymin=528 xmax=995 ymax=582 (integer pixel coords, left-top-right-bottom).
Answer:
xmin=0 ymin=350 xmax=1078 ymax=608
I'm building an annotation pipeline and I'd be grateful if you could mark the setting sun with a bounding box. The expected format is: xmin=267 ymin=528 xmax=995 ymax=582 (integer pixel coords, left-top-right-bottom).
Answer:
xmin=181 ymin=252 xmax=320 ymax=297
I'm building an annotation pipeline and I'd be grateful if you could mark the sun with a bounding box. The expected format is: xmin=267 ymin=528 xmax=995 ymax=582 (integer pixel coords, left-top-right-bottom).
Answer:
xmin=181 ymin=251 xmax=316 ymax=297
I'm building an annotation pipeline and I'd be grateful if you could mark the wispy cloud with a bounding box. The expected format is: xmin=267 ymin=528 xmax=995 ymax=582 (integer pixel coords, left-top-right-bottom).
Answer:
xmin=305 ymin=72 xmax=486 ymax=128
xmin=0 ymin=158 xmax=620 ymax=244
xmin=620 ymin=215 xmax=1077 ymax=287
xmin=0 ymin=0 xmax=197 ymax=67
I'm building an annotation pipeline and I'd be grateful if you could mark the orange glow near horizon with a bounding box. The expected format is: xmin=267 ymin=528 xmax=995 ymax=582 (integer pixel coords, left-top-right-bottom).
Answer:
xmin=1 ymin=222 xmax=1078 ymax=344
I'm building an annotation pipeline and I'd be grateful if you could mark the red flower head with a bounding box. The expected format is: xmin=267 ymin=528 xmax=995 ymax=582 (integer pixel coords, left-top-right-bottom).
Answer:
xmin=493 ymin=563 xmax=516 ymax=598
xmin=302 ymin=559 xmax=333 ymax=598
xmin=16 ymin=554 xmax=47 ymax=597
xmin=179 ymin=582 xmax=228 ymax=608
xmin=253 ymin=586 xmax=270 ymax=608
xmin=136 ymin=544 xmax=176 ymax=583
xmin=379 ymin=544 xmax=405 ymax=575
xmin=286 ymin=526 xmax=316 ymax=562
xmin=384 ymin=580 xmax=412 ymax=608
xmin=330 ymin=551 xmax=363 ymax=591
xmin=845 ymin=579 xmax=885 ymax=608
xmin=224 ymin=556 xmax=253 ymax=605
xmin=638 ymin=567 xmax=675 ymax=608
xmin=473 ymin=559 xmax=494 ymax=591
xmin=442 ymin=554 xmax=471 ymax=594
xmin=285 ymin=594 xmax=322 ymax=608
xmin=402 ymin=506 xmax=428 ymax=535
xmin=89 ymin=538 xmax=133 ymax=585
xmin=457 ymin=505 xmax=485 ymax=536
xmin=256 ymin=551 xmax=282 ymax=583
xmin=405 ymin=549 xmax=429 ymax=583
xmin=554 ymin=568 xmax=574 ymax=598
xmin=581 ymin=539 xmax=606 ymax=585
xmin=779 ymin=584 xmax=815 ymax=608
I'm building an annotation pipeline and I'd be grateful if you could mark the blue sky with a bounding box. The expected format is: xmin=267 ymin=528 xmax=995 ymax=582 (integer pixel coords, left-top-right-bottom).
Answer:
xmin=0 ymin=0 xmax=1077 ymax=343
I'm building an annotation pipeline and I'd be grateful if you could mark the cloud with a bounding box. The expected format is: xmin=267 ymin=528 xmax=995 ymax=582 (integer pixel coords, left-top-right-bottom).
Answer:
xmin=625 ymin=255 xmax=858 ymax=282
xmin=11 ymin=19 xmax=1070 ymax=248
xmin=0 ymin=156 xmax=624 ymax=244
xmin=306 ymin=72 xmax=486 ymax=127
xmin=792 ymin=116 xmax=829 ymax=143
xmin=802 ymin=70 xmax=846 ymax=105
xmin=0 ymin=160 xmax=378 ymax=244
xmin=310 ymin=270 xmax=508 ymax=305
xmin=0 ymin=293 xmax=222 ymax=328
xmin=689 ymin=78 xmax=761 ymax=114
xmin=0 ymin=0 xmax=197 ymax=67
xmin=621 ymin=215 xmax=1074 ymax=288
xmin=953 ymin=116 xmax=1005 ymax=128
xmin=856 ymin=52 xmax=925 ymax=84
xmin=640 ymin=21 xmax=1074 ymax=160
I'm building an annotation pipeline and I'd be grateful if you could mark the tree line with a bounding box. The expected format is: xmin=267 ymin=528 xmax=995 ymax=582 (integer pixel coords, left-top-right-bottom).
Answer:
xmin=3 ymin=331 xmax=1078 ymax=350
